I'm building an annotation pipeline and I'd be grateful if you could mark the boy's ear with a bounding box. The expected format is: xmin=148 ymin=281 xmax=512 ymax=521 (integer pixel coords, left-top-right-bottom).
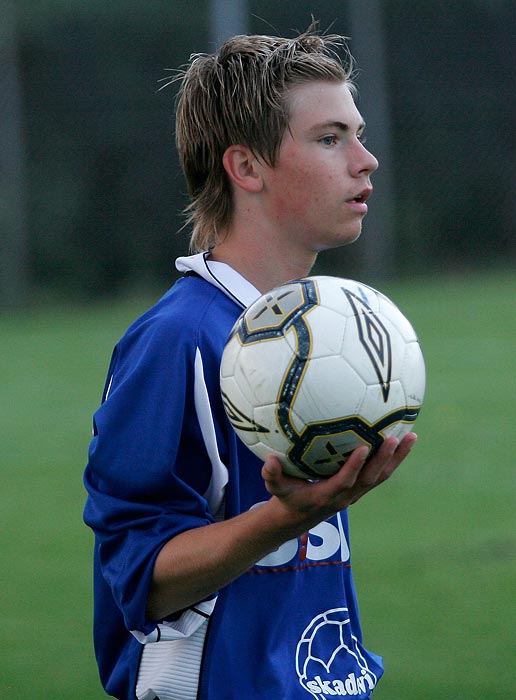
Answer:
xmin=222 ymin=145 xmax=264 ymax=193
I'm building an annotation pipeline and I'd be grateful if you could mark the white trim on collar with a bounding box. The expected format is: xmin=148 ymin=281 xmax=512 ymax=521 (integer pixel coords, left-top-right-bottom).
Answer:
xmin=175 ymin=252 xmax=261 ymax=309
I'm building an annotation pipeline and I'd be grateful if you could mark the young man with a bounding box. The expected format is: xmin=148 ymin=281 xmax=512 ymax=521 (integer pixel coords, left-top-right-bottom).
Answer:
xmin=84 ymin=27 xmax=417 ymax=700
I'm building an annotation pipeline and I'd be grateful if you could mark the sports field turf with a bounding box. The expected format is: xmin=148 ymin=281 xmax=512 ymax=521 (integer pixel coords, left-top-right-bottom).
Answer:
xmin=1 ymin=269 xmax=514 ymax=699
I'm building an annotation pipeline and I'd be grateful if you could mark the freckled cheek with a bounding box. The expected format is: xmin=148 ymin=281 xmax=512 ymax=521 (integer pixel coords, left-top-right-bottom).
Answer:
xmin=272 ymin=191 xmax=311 ymax=222
xmin=271 ymin=169 xmax=315 ymax=217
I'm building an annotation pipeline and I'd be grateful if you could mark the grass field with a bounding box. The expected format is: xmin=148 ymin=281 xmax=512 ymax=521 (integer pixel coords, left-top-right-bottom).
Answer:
xmin=1 ymin=270 xmax=515 ymax=699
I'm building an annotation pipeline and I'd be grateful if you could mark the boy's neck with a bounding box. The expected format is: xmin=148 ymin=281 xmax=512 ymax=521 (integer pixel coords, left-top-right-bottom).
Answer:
xmin=210 ymin=237 xmax=317 ymax=294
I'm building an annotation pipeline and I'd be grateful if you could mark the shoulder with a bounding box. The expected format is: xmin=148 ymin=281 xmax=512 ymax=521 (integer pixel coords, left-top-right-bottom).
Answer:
xmin=114 ymin=275 xmax=242 ymax=372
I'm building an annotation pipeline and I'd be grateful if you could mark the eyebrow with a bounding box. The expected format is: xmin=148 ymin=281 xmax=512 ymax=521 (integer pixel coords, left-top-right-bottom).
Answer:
xmin=308 ymin=120 xmax=366 ymax=134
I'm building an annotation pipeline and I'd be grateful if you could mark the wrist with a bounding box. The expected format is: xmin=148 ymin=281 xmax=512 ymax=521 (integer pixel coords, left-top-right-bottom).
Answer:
xmin=254 ymin=495 xmax=323 ymax=543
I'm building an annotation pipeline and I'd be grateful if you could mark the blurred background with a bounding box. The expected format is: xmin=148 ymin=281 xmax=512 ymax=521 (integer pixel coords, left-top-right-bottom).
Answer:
xmin=2 ymin=0 xmax=515 ymax=306
xmin=1 ymin=1 xmax=514 ymax=698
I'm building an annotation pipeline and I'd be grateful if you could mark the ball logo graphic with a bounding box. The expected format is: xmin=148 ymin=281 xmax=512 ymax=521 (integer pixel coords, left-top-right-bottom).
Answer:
xmin=296 ymin=608 xmax=378 ymax=698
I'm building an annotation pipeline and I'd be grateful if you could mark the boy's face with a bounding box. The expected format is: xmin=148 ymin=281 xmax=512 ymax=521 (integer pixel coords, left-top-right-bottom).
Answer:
xmin=260 ymin=81 xmax=378 ymax=253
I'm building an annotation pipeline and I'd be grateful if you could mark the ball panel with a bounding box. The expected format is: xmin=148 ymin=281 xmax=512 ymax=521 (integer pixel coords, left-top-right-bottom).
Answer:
xmin=380 ymin=419 xmax=416 ymax=443
xmin=219 ymin=334 xmax=241 ymax=379
xmin=400 ymin=340 xmax=426 ymax=405
xmin=253 ymin=404 xmax=291 ymax=456
xmin=293 ymin=356 xmax=364 ymax=421
xmin=377 ymin=294 xmax=419 ymax=342
xmin=232 ymin=336 xmax=294 ymax=407
xmin=314 ymin=276 xmax=381 ymax=315
xmin=220 ymin=376 xmax=262 ymax=449
xmin=241 ymin=281 xmax=309 ymax=334
xmin=359 ymin=379 xmax=406 ymax=422
xmin=306 ymin=306 xmax=348 ymax=359
xmin=294 ymin=429 xmax=370 ymax=477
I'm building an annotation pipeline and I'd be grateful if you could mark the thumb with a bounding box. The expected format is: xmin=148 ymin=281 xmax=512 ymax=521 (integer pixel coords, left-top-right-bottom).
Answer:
xmin=261 ymin=455 xmax=292 ymax=496
xmin=262 ymin=454 xmax=283 ymax=480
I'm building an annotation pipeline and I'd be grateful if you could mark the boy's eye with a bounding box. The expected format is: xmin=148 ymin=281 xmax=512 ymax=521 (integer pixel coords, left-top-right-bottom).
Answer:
xmin=320 ymin=135 xmax=337 ymax=146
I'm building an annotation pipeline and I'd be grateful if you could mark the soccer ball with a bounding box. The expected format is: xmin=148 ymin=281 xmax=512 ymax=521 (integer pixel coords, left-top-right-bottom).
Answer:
xmin=220 ymin=276 xmax=425 ymax=480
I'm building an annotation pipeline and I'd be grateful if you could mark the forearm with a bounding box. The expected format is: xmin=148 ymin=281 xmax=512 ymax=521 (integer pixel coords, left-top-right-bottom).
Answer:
xmin=147 ymin=436 xmax=415 ymax=620
xmin=147 ymin=497 xmax=307 ymax=620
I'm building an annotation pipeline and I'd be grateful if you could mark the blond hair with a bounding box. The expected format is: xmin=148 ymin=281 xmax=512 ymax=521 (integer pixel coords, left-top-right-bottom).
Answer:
xmin=173 ymin=26 xmax=355 ymax=252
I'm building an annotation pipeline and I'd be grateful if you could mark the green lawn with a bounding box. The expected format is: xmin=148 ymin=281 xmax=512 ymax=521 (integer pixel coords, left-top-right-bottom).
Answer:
xmin=352 ymin=270 xmax=516 ymax=698
xmin=1 ymin=270 xmax=514 ymax=699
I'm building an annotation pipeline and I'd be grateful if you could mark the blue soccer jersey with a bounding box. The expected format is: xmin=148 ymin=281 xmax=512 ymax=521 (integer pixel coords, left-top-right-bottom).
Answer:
xmin=83 ymin=253 xmax=383 ymax=700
